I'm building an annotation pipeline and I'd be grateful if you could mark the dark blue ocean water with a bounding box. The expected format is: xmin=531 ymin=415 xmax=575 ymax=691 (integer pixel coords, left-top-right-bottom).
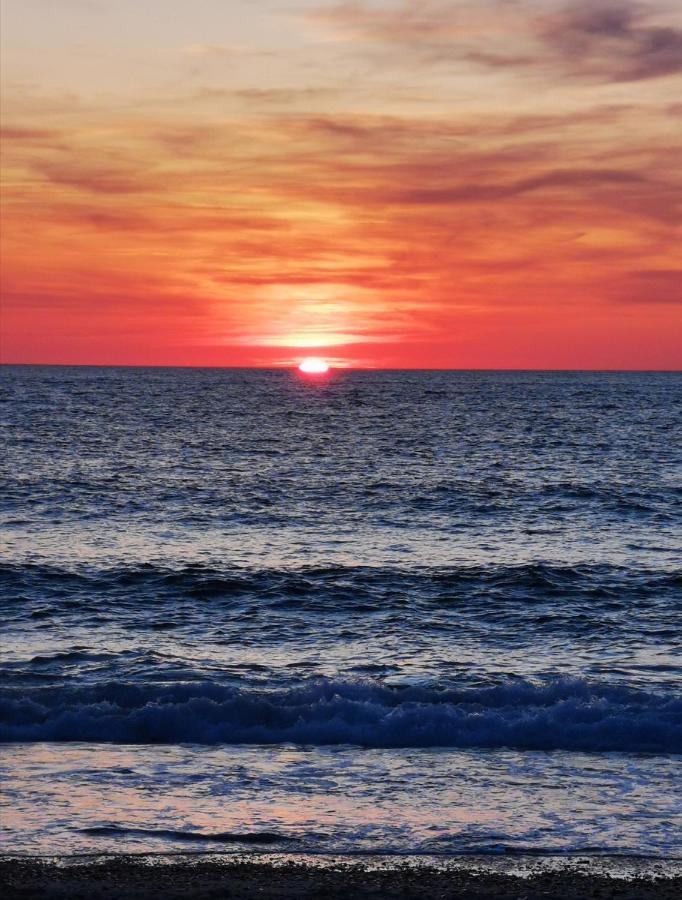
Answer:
xmin=1 ymin=367 xmax=680 ymax=857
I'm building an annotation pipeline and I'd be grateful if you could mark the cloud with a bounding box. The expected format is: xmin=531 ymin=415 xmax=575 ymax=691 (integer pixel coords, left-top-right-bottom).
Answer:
xmin=307 ymin=0 xmax=514 ymax=65
xmin=611 ymin=269 xmax=682 ymax=303
xmin=267 ymin=105 xmax=634 ymax=152
xmin=308 ymin=0 xmax=469 ymax=44
xmin=34 ymin=159 xmax=155 ymax=194
xmin=539 ymin=1 xmax=682 ymax=83
xmin=308 ymin=0 xmax=682 ymax=83
xmin=2 ymin=70 xmax=679 ymax=366
xmin=0 ymin=126 xmax=62 ymax=142
xmin=234 ymin=88 xmax=340 ymax=105
xmin=392 ymin=167 xmax=649 ymax=204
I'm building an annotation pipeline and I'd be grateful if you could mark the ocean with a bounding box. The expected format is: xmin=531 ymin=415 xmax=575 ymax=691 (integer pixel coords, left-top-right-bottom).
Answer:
xmin=1 ymin=366 xmax=680 ymax=859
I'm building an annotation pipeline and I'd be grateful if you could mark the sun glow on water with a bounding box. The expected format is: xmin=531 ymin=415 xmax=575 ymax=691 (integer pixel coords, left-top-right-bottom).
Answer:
xmin=298 ymin=357 xmax=330 ymax=374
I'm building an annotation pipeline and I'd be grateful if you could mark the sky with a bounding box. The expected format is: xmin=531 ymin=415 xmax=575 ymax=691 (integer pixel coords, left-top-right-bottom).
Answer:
xmin=1 ymin=0 xmax=681 ymax=368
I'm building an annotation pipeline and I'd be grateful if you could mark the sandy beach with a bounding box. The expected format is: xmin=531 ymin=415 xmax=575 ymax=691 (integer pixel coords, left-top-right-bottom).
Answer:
xmin=2 ymin=855 xmax=681 ymax=900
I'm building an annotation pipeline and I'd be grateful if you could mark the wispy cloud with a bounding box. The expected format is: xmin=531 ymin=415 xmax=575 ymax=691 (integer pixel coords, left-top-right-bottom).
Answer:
xmin=308 ymin=0 xmax=682 ymax=83
xmin=611 ymin=268 xmax=682 ymax=303
xmin=2 ymin=1 xmax=680 ymax=366
xmin=539 ymin=1 xmax=682 ymax=82
xmin=390 ymin=168 xmax=649 ymax=204
xmin=33 ymin=159 xmax=157 ymax=194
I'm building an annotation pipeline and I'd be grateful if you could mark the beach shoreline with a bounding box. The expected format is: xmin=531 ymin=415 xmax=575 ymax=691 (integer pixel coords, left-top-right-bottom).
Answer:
xmin=2 ymin=853 xmax=681 ymax=899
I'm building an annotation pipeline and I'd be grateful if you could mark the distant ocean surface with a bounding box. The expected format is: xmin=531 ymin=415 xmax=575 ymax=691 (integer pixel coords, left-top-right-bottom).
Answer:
xmin=1 ymin=367 xmax=681 ymax=858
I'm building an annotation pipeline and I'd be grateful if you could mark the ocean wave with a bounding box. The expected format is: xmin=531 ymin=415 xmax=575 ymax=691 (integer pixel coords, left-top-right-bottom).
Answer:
xmin=80 ymin=826 xmax=292 ymax=844
xmin=1 ymin=678 xmax=680 ymax=753
xmin=1 ymin=560 xmax=679 ymax=606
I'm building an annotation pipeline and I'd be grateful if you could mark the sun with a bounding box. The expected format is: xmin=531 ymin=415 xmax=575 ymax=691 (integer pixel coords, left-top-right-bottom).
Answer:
xmin=298 ymin=357 xmax=330 ymax=374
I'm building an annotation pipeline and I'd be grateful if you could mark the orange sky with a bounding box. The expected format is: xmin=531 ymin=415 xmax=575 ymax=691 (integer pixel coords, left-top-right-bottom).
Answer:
xmin=1 ymin=0 xmax=681 ymax=368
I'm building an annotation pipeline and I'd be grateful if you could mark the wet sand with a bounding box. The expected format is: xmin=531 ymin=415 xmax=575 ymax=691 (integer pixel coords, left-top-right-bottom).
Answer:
xmin=2 ymin=855 xmax=681 ymax=899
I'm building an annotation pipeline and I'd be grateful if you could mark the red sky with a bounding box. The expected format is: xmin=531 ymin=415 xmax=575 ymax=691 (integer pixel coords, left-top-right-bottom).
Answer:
xmin=1 ymin=0 xmax=681 ymax=368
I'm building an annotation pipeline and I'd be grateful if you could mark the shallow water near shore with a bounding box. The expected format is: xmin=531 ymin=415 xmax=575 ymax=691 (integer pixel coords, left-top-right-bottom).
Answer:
xmin=3 ymin=743 xmax=681 ymax=857
xmin=1 ymin=367 xmax=680 ymax=861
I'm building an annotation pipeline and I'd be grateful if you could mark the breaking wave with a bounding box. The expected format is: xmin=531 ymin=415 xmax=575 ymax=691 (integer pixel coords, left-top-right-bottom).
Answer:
xmin=80 ymin=826 xmax=291 ymax=844
xmin=1 ymin=677 xmax=680 ymax=753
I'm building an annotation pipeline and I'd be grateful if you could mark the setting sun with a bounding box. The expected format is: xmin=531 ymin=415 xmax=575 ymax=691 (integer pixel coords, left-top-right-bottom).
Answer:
xmin=298 ymin=357 xmax=330 ymax=375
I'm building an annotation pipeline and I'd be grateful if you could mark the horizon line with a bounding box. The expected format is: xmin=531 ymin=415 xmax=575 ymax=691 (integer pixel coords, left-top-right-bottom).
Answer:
xmin=1 ymin=363 xmax=680 ymax=374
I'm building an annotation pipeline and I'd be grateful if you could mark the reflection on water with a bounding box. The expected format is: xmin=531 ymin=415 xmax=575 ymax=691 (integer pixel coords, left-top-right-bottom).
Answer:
xmin=1 ymin=368 xmax=680 ymax=859
xmin=2 ymin=744 xmax=681 ymax=857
